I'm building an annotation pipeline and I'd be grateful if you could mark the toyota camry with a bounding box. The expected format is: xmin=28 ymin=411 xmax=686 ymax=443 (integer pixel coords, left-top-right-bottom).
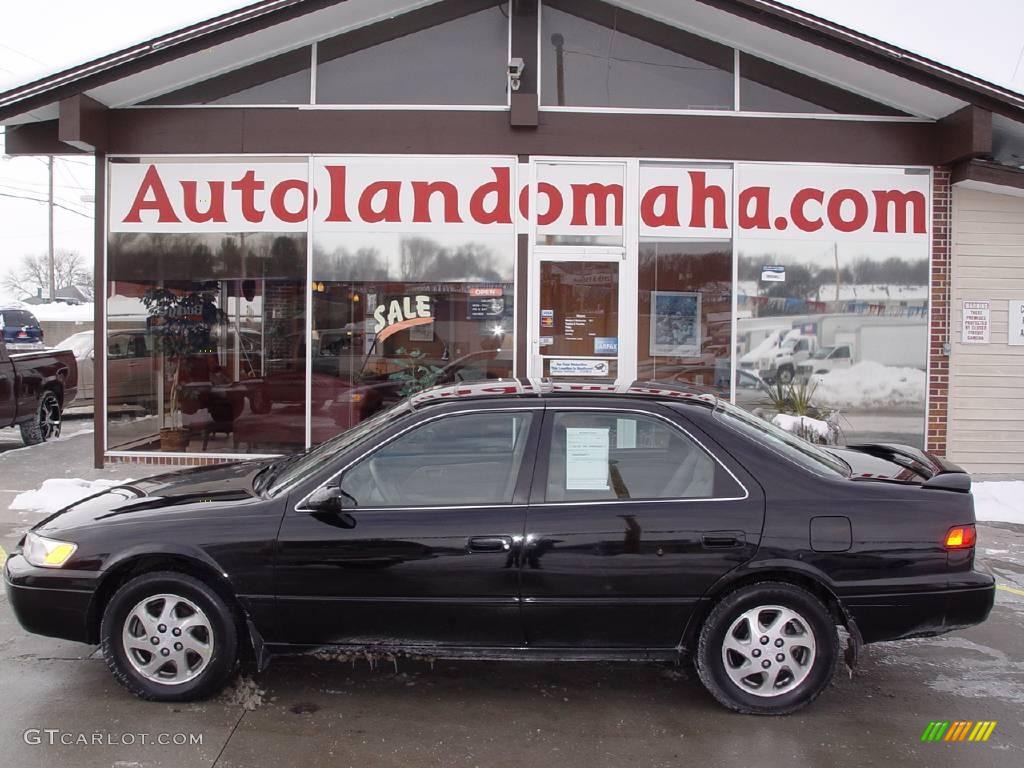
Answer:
xmin=4 ymin=380 xmax=994 ymax=715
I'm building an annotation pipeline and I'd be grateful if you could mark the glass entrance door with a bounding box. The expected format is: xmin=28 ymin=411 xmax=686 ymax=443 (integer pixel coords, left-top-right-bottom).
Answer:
xmin=527 ymin=159 xmax=636 ymax=380
xmin=533 ymin=257 xmax=623 ymax=378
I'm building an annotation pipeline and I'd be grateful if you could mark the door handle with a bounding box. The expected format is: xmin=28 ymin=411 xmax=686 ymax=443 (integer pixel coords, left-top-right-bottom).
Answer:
xmin=702 ymin=533 xmax=744 ymax=549
xmin=468 ymin=536 xmax=512 ymax=553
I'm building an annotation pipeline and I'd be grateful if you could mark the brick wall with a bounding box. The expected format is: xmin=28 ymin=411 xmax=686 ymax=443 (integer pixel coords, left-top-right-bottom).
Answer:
xmin=927 ymin=167 xmax=951 ymax=455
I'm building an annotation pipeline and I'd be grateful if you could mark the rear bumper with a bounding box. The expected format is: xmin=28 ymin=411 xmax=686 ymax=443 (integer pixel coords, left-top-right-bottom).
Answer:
xmin=844 ymin=572 xmax=995 ymax=644
xmin=4 ymin=554 xmax=97 ymax=644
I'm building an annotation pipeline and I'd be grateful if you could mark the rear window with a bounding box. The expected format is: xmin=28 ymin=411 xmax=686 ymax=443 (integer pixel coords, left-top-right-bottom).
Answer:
xmin=0 ymin=310 xmax=39 ymax=328
xmin=713 ymin=401 xmax=849 ymax=478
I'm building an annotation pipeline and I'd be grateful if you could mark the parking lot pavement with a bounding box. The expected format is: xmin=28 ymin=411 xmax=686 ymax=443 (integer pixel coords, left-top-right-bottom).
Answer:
xmin=0 ymin=429 xmax=1022 ymax=767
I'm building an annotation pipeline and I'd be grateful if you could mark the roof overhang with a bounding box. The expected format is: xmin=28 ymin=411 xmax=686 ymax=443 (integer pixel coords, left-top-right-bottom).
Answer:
xmin=1 ymin=0 xmax=1023 ymax=145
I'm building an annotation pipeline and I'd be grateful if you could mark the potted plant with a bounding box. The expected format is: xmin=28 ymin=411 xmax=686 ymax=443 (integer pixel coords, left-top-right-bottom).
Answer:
xmin=142 ymin=285 xmax=224 ymax=451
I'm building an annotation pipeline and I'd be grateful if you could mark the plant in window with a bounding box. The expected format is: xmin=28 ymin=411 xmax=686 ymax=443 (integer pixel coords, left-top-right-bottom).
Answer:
xmin=141 ymin=284 xmax=225 ymax=451
xmin=761 ymin=377 xmax=841 ymax=445
xmin=389 ymin=348 xmax=445 ymax=398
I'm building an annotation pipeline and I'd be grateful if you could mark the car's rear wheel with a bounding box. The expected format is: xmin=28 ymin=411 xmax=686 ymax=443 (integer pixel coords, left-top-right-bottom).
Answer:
xmin=696 ymin=582 xmax=838 ymax=715
xmin=20 ymin=389 xmax=61 ymax=445
xmin=100 ymin=571 xmax=238 ymax=701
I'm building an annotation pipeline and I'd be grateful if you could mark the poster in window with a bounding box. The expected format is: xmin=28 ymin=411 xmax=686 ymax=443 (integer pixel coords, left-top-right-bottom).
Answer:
xmin=565 ymin=427 xmax=610 ymax=490
xmin=650 ymin=291 xmax=702 ymax=357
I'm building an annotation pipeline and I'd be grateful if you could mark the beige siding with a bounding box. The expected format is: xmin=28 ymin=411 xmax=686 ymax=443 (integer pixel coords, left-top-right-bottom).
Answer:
xmin=949 ymin=187 xmax=1024 ymax=473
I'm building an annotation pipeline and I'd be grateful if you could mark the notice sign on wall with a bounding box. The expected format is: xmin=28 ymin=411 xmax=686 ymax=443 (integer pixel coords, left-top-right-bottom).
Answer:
xmin=1009 ymin=300 xmax=1024 ymax=346
xmin=962 ymin=300 xmax=991 ymax=344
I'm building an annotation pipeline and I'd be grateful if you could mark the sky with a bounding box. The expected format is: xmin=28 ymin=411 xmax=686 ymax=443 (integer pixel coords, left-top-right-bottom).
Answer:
xmin=1 ymin=0 xmax=1023 ymax=303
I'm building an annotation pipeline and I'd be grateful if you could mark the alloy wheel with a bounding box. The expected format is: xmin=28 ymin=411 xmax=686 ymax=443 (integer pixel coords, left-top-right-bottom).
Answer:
xmin=38 ymin=392 xmax=61 ymax=440
xmin=720 ymin=604 xmax=817 ymax=697
xmin=121 ymin=593 xmax=215 ymax=685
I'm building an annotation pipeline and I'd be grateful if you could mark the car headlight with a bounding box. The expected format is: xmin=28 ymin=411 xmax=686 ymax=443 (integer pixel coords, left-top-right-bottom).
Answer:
xmin=23 ymin=532 xmax=78 ymax=568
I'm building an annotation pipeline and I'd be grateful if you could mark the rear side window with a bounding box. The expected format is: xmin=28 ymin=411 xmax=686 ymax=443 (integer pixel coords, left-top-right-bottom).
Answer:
xmin=339 ymin=411 xmax=535 ymax=507
xmin=544 ymin=411 xmax=742 ymax=502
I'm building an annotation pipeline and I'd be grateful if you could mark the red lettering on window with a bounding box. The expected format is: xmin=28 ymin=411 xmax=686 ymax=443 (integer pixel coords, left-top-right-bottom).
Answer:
xmin=640 ymin=186 xmax=680 ymax=228
xmin=269 ymin=179 xmax=309 ymax=224
xmin=827 ymin=188 xmax=868 ymax=233
xmin=738 ymin=186 xmax=770 ymax=230
xmin=790 ymin=188 xmax=824 ymax=232
xmin=469 ymin=167 xmax=512 ymax=225
xmin=872 ymin=189 xmax=926 ymax=233
xmin=123 ymin=165 xmax=180 ymax=223
xmin=323 ymin=165 xmax=350 ymax=222
xmin=358 ymin=181 xmax=402 ymax=223
xmin=230 ymin=170 xmax=265 ymax=223
xmin=570 ymin=183 xmax=622 ymax=227
xmin=688 ymin=171 xmax=727 ymax=229
xmin=411 ymin=181 xmax=463 ymax=223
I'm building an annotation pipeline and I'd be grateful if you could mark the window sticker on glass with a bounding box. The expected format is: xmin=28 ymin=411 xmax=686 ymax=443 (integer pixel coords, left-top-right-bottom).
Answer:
xmin=615 ymin=418 xmax=637 ymax=449
xmin=565 ymin=427 xmax=610 ymax=490
xmin=539 ymin=336 xmax=554 ymax=347
xmin=594 ymin=336 xmax=618 ymax=355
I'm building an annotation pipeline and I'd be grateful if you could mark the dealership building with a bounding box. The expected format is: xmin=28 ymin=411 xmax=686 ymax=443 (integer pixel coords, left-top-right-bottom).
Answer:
xmin=1 ymin=0 xmax=1023 ymax=471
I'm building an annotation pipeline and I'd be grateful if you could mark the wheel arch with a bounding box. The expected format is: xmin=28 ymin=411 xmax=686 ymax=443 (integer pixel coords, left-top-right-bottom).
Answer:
xmin=87 ymin=549 xmax=251 ymax=653
xmin=681 ymin=563 xmax=858 ymax=654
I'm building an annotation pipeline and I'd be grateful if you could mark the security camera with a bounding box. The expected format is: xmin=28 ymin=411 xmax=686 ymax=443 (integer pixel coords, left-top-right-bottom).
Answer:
xmin=508 ymin=57 xmax=525 ymax=91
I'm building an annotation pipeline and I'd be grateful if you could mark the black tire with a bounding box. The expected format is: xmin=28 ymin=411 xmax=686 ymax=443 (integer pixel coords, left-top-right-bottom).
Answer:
xmin=20 ymin=389 xmax=61 ymax=445
xmin=100 ymin=571 xmax=239 ymax=702
xmin=777 ymin=366 xmax=794 ymax=384
xmin=696 ymin=582 xmax=838 ymax=715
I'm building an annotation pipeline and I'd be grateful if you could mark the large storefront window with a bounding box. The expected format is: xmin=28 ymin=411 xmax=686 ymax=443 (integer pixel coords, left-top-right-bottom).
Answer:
xmin=733 ymin=164 xmax=930 ymax=447
xmin=638 ymin=240 xmax=733 ymax=396
xmin=106 ymin=231 xmax=307 ymax=454
xmin=310 ymin=230 xmax=515 ymax=443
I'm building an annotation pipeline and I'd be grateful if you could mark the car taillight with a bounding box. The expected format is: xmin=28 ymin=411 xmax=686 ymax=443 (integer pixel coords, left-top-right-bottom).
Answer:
xmin=944 ymin=524 xmax=976 ymax=550
xmin=17 ymin=330 xmax=27 ymax=338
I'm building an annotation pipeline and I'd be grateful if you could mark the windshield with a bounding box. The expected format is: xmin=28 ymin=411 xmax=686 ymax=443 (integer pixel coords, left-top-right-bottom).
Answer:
xmin=714 ymin=401 xmax=849 ymax=478
xmin=56 ymin=332 xmax=94 ymax=357
xmin=780 ymin=339 xmax=796 ymax=351
xmin=812 ymin=347 xmax=833 ymax=359
xmin=266 ymin=399 xmax=414 ymax=494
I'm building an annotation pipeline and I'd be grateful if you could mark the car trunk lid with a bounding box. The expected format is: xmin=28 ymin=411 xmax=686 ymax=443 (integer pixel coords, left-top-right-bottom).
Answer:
xmin=828 ymin=443 xmax=971 ymax=492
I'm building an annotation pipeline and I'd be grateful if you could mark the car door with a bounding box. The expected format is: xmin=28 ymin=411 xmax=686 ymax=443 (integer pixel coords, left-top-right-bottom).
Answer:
xmin=520 ymin=399 xmax=764 ymax=649
xmin=274 ymin=403 xmax=542 ymax=647
xmin=0 ymin=342 xmax=15 ymax=424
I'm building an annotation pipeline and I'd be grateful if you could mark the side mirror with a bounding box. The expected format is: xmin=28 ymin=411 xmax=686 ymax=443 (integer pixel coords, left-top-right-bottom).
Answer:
xmin=305 ymin=485 xmax=345 ymax=514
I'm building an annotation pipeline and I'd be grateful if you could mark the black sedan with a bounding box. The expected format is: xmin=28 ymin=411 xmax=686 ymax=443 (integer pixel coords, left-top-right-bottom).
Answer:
xmin=4 ymin=380 xmax=994 ymax=715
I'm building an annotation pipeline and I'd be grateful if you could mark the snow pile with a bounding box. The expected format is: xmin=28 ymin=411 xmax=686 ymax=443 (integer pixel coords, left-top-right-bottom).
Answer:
xmin=772 ymin=413 xmax=832 ymax=440
xmin=10 ymin=477 xmax=127 ymax=514
xmin=814 ymin=361 xmax=926 ymax=410
xmin=30 ymin=302 xmax=93 ymax=322
xmin=974 ymin=482 xmax=1024 ymax=525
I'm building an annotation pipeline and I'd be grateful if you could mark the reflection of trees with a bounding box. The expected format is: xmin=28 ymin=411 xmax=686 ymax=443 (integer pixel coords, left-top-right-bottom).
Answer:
xmin=738 ymin=254 xmax=929 ymax=299
xmin=108 ymin=232 xmax=306 ymax=282
xmin=400 ymin=237 xmax=504 ymax=281
xmin=313 ymin=236 xmax=508 ymax=282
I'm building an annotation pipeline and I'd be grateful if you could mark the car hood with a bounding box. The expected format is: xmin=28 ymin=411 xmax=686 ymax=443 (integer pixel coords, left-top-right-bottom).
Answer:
xmin=34 ymin=460 xmax=272 ymax=534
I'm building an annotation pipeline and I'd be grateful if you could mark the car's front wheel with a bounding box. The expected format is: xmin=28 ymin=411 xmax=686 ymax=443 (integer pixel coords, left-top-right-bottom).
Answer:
xmin=100 ymin=571 xmax=239 ymax=701
xmin=696 ymin=582 xmax=838 ymax=715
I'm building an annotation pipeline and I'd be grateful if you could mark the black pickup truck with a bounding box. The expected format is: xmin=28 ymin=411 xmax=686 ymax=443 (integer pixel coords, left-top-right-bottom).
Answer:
xmin=0 ymin=336 xmax=78 ymax=445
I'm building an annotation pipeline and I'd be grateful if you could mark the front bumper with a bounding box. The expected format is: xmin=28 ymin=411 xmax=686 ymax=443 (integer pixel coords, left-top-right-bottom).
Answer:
xmin=4 ymin=554 xmax=98 ymax=644
xmin=844 ymin=572 xmax=995 ymax=644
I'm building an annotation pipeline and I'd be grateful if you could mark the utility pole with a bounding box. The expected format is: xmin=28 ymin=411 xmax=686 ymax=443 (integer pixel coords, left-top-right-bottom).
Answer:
xmin=47 ymin=155 xmax=55 ymax=302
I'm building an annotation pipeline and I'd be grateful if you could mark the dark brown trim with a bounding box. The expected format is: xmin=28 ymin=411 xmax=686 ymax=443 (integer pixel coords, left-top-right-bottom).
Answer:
xmin=510 ymin=0 xmax=538 ymax=126
xmin=547 ymin=0 xmax=734 ymax=73
xmin=94 ymin=151 xmax=106 ymax=469
xmin=0 ymin=0 xmax=342 ymax=122
xmin=738 ymin=52 xmax=905 ymax=116
xmin=107 ymin=107 xmax=941 ymax=165
xmin=58 ymin=94 xmax=109 ymax=151
xmin=4 ymin=120 xmax=88 ymax=155
xmin=514 ymin=233 xmax=528 ymax=377
xmin=951 ymin=158 xmax=1024 ymax=192
xmin=937 ymin=106 xmax=993 ymax=165
xmin=317 ymin=0 xmax=500 ymax=65
xmin=144 ymin=47 xmax=312 ymax=105
xmin=694 ymin=0 xmax=1024 ymax=120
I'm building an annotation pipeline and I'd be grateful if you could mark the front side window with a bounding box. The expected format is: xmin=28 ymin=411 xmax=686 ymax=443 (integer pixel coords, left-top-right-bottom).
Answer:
xmin=545 ymin=411 xmax=738 ymax=502
xmin=339 ymin=411 xmax=534 ymax=507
